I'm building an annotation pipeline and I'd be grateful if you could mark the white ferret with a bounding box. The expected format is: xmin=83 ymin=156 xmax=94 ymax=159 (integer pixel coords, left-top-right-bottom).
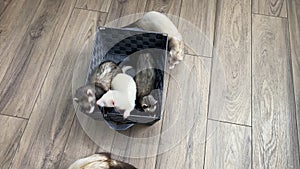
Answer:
xmin=125 ymin=11 xmax=184 ymax=69
xmin=96 ymin=73 xmax=136 ymax=119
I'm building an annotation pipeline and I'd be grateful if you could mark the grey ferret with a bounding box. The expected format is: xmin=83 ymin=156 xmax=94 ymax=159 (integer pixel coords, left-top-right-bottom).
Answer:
xmin=74 ymin=61 xmax=122 ymax=114
xmin=135 ymin=53 xmax=158 ymax=113
xmin=73 ymin=84 xmax=104 ymax=114
xmin=68 ymin=152 xmax=137 ymax=169
xmin=89 ymin=61 xmax=122 ymax=91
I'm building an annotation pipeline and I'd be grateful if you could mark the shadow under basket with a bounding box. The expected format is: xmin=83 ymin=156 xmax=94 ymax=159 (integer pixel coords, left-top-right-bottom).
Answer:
xmin=85 ymin=26 xmax=168 ymax=130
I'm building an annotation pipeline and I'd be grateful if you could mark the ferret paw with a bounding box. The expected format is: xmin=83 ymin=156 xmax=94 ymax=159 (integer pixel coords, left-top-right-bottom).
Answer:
xmin=123 ymin=111 xmax=130 ymax=119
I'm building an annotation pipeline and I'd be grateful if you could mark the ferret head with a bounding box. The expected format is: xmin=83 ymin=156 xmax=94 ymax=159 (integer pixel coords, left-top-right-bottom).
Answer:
xmin=141 ymin=95 xmax=158 ymax=113
xmin=96 ymin=90 xmax=116 ymax=108
xmin=74 ymin=85 xmax=96 ymax=114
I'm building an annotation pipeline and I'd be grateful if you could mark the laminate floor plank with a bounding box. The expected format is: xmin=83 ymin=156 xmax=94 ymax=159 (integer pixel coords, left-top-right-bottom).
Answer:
xmin=252 ymin=0 xmax=287 ymax=17
xmin=0 ymin=0 xmax=41 ymax=85
xmin=105 ymin=0 xmax=147 ymax=27
xmin=0 ymin=0 xmax=13 ymax=17
xmin=208 ymin=0 xmax=251 ymax=126
xmin=9 ymin=9 xmax=107 ymax=169
xmin=178 ymin=0 xmax=217 ymax=57
xmin=0 ymin=0 xmax=77 ymax=118
xmin=204 ymin=120 xmax=251 ymax=169
xmin=155 ymin=55 xmax=211 ymax=169
xmin=0 ymin=115 xmax=27 ymax=169
xmin=75 ymin=0 xmax=112 ymax=12
xmin=252 ymin=14 xmax=300 ymax=169
xmin=287 ymin=0 xmax=300 ymax=155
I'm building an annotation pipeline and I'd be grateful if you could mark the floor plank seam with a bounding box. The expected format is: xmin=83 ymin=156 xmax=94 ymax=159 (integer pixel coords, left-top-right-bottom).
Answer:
xmin=2 ymin=0 xmax=44 ymax=166
xmin=251 ymin=12 xmax=288 ymax=19
xmin=286 ymin=0 xmax=300 ymax=161
xmin=74 ymin=7 xmax=109 ymax=14
xmin=7 ymin=120 xmax=29 ymax=169
xmin=202 ymin=0 xmax=220 ymax=168
xmin=250 ymin=0 xmax=253 ymax=168
xmin=185 ymin=53 xmax=212 ymax=59
xmin=154 ymin=74 xmax=171 ymax=169
xmin=26 ymin=1 xmax=78 ymax=121
xmin=207 ymin=118 xmax=252 ymax=128
xmin=57 ymin=114 xmax=77 ymax=168
xmin=0 ymin=114 xmax=28 ymax=120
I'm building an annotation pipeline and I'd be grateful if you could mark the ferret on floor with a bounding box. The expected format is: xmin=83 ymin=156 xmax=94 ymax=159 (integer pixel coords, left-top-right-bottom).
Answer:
xmin=125 ymin=11 xmax=184 ymax=69
xmin=96 ymin=73 xmax=136 ymax=119
xmin=68 ymin=153 xmax=137 ymax=169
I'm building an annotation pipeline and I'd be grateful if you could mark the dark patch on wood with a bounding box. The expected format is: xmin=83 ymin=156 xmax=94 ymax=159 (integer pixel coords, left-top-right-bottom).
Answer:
xmin=29 ymin=15 xmax=47 ymax=39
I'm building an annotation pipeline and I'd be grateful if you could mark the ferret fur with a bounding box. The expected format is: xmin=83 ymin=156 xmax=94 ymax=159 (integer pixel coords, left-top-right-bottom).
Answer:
xmin=97 ymin=73 xmax=136 ymax=119
xmin=89 ymin=61 xmax=122 ymax=91
xmin=68 ymin=153 xmax=137 ymax=169
xmin=126 ymin=11 xmax=184 ymax=69
xmin=134 ymin=53 xmax=158 ymax=113
xmin=74 ymin=84 xmax=104 ymax=114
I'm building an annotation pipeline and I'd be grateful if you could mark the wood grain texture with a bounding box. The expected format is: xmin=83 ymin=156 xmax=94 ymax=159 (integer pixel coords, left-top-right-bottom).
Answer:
xmin=0 ymin=0 xmax=76 ymax=118
xmin=145 ymin=0 xmax=182 ymax=16
xmin=252 ymin=0 xmax=287 ymax=17
xmin=75 ymin=0 xmax=112 ymax=12
xmin=105 ymin=0 xmax=147 ymax=27
xmin=204 ymin=120 xmax=251 ymax=169
xmin=0 ymin=115 xmax=27 ymax=169
xmin=0 ymin=0 xmax=40 ymax=85
xmin=252 ymin=14 xmax=300 ymax=169
xmin=58 ymin=118 xmax=102 ymax=169
xmin=0 ymin=0 xmax=13 ymax=16
xmin=208 ymin=0 xmax=251 ymax=125
xmin=179 ymin=0 xmax=216 ymax=57
xmin=287 ymin=0 xmax=300 ymax=155
xmin=9 ymin=9 xmax=107 ymax=169
xmin=155 ymin=55 xmax=211 ymax=169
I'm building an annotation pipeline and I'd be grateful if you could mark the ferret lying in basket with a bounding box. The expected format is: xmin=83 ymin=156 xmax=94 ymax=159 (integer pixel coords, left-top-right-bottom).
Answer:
xmin=74 ymin=11 xmax=183 ymax=119
xmin=96 ymin=73 xmax=137 ymax=119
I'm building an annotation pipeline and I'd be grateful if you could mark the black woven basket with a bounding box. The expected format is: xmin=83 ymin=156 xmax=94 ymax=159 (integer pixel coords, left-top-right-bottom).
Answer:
xmin=85 ymin=27 xmax=168 ymax=130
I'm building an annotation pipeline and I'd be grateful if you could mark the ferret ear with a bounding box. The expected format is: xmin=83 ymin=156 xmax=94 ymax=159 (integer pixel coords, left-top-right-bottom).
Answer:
xmin=142 ymin=104 xmax=148 ymax=109
xmin=73 ymin=98 xmax=79 ymax=103
xmin=87 ymin=89 xmax=93 ymax=96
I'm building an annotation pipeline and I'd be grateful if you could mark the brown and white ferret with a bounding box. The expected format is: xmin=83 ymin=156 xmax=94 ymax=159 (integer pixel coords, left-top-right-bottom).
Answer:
xmin=68 ymin=153 xmax=137 ymax=169
xmin=97 ymin=73 xmax=136 ymax=119
xmin=125 ymin=11 xmax=184 ymax=69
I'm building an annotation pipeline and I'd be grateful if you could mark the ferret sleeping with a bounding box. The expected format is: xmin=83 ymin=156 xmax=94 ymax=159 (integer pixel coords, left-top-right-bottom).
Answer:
xmin=135 ymin=53 xmax=158 ymax=113
xmin=89 ymin=61 xmax=122 ymax=91
xmin=97 ymin=73 xmax=136 ymax=119
xmin=68 ymin=153 xmax=137 ymax=169
xmin=125 ymin=11 xmax=184 ymax=69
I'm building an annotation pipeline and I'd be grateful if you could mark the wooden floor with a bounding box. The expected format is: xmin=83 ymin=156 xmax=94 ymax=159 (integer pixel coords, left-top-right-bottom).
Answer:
xmin=0 ymin=0 xmax=299 ymax=168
